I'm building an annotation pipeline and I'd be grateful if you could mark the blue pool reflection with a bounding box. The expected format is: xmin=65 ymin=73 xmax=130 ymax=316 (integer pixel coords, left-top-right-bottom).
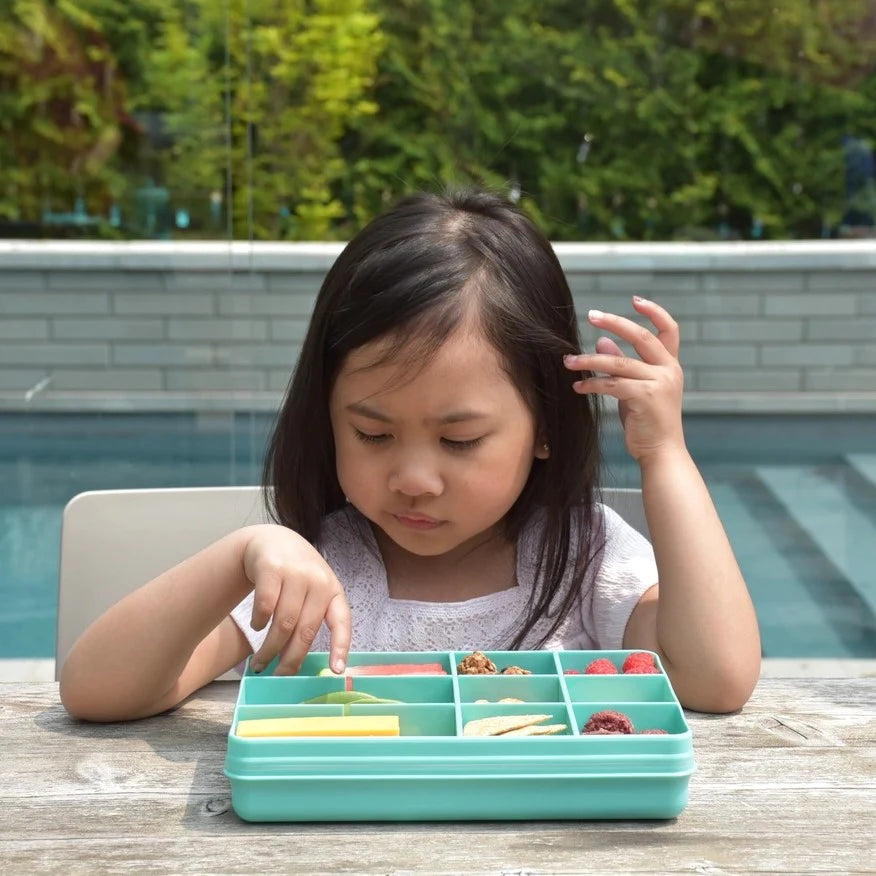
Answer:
xmin=1 ymin=412 xmax=874 ymax=659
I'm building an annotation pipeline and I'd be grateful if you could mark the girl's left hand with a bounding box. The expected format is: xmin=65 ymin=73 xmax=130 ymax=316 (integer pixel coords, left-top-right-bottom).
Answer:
xmin=564 ymin=296 xmax=685 ymax=463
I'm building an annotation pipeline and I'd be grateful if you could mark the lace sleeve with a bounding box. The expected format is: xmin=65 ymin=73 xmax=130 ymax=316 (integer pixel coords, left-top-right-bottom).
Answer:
xmin=580 ymin=504 xmax=658 ymax=649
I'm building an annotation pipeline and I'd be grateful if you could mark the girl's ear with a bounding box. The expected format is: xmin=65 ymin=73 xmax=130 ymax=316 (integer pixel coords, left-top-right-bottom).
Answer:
xmin=534 ymin=438 xmax=550 ymax=460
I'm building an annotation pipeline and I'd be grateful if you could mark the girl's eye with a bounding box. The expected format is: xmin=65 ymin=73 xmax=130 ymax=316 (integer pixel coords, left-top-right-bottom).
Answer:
xmin=353 ymin=429 xmax=389 ymax=445
xmin=442 ymin=437 xmax=484 ymax=451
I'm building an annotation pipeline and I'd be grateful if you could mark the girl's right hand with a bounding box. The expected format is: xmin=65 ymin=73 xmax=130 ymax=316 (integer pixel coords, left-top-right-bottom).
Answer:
xmin=242 ymin=525 xmax=351 ymax=676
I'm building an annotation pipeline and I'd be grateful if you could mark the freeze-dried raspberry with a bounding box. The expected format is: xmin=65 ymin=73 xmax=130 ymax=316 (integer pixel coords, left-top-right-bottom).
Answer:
xmin=582 ymin=709 xmax=633 ymax=734
xmin=584 ymin=658 xmax=618 ymax=675
xmin=622 ymin=652 xmax=657 ymax=673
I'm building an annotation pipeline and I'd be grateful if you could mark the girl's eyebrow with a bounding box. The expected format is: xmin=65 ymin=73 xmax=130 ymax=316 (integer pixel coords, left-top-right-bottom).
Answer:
xmin=346 ymin=401 xmax=490 ymax=425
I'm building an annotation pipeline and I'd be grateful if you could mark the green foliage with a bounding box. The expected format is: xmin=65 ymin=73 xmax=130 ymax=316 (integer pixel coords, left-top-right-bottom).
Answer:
xmin=182 ymin=0 xmax=384 ymax=239
xmin=339 ymin=0 xmax=876 ymax=240
xmin=1 ymin=0 xmax=874 ymax=239
xmin=0 ymin=0 xmax=127 ymax=220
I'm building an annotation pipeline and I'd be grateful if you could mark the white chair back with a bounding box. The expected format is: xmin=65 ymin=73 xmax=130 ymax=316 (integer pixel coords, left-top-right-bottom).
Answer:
xmin=56 ymin=486 xmax=269 ymax=678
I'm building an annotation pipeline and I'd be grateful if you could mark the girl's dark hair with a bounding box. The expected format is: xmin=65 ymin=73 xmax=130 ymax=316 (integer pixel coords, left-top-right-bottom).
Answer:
xmin=263 ymin=188 xmax=603 ymax=648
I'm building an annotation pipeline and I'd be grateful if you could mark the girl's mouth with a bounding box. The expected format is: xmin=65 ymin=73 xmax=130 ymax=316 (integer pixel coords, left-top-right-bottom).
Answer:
xmin=392 ymin=513 xmax=444 ymax=530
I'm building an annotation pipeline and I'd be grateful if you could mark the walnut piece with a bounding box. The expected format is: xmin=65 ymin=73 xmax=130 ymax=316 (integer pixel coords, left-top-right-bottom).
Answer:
xmin=457 ymin=650 xmax=498 ymax=674
xmin=501 ymin=665 xmax=531 ymax=675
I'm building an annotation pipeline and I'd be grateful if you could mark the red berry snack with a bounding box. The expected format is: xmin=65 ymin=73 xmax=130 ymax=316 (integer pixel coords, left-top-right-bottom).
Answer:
xmin=622 ymin=651 xmax=659 ymax=674
xmin=584 ymin=658 xmax=618 ymax=675
xmin=582 ymin=710 xmax=634 ymax=734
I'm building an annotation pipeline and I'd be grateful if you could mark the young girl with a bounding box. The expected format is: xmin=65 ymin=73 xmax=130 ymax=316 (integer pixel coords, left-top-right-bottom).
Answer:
xmin=59 ymin=188 xmax=760 ymax=722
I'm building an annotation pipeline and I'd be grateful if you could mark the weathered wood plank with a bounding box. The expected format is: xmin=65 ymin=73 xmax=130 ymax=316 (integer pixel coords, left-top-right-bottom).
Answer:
xmin=1 ymin=813 xmax=875 ymax=876
xmin=1 ymin=787 xmax=874 ymax=836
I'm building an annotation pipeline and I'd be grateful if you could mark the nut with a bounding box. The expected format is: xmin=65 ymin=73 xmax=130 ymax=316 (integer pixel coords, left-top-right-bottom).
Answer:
xmin=457 ymin=651 xmax=498 ymax=674
xmin=501 ymin=665 xmax=531 ymax=675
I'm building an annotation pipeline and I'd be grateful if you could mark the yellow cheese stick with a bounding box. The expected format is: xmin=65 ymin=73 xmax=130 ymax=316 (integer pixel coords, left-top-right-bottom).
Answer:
xmin=235 ymin=715 xmax=400 ymax=738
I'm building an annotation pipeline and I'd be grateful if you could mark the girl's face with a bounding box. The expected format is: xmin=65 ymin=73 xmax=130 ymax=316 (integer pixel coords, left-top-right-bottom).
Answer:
xmin=329 ymin=327 xmax=548 ymax=559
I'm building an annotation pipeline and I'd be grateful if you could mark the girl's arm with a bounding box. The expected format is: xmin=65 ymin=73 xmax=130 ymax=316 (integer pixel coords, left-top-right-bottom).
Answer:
xmin=60 ymin=524 xmax=351 ymax=722
xmin=624 ymin=447 xmax=761 ymax=712
xmin=565 ymin=298 xmax=760 ymax=713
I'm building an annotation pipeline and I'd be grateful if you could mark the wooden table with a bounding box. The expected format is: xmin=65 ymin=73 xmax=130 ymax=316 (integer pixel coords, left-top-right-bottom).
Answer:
xmin=1 ymin=678 xmax=874 ymax=874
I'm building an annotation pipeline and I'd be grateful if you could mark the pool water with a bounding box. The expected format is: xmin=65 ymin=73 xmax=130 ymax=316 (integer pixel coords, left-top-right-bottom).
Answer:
xmin=1 ymin=412 xmax=874 ymax=660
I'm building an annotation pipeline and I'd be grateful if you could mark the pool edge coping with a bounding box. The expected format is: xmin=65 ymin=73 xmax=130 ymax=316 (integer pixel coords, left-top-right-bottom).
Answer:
xmin=2 ymin=658 xmax=874 ymax=684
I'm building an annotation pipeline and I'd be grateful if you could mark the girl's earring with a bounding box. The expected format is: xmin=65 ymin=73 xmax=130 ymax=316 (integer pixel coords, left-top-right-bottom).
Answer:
xmin=537 ymin=441 xmax=550 ymax=459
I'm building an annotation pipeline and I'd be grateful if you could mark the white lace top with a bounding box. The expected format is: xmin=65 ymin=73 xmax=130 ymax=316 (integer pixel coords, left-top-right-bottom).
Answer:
xmin=230 ymin=503 xmax=658 ymax=655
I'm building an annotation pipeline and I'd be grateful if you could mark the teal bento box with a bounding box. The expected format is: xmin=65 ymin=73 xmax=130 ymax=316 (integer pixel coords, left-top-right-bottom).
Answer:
xmin=224 ymin=650 xmax=696 ymax=822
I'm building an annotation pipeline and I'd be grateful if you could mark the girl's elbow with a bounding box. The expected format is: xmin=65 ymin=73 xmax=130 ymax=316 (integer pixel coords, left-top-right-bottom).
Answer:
xmin=59 ymin=674 xmax=101 ymax=722
xmin=699 ymin=678 xmax=756 ymax=714
xmin=680 ymin=661 xmax=760 ymax=714
xmin=59 ymin=663 xmax=127 ymax=722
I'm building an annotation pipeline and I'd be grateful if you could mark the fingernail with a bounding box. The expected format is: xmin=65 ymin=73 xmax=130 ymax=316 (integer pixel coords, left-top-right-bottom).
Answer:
xmin=332 ymin=658 xmax=345 ymax=674
xmin=250 ymin=661 xmax=264 ymax=674
xmin=563 ymin=354 xmax=577 ymax=364
xmin=633 ymin=295 xmax=648 ymax=304
xmin=588 ymin=309 xmax=604 ymax=321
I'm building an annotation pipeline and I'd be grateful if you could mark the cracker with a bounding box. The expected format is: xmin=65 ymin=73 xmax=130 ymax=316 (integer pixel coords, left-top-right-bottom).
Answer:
xmin=499 ymin=723 xmax=567 ymax=737
xmin=462 ymin=713 xmax=552 ymax=737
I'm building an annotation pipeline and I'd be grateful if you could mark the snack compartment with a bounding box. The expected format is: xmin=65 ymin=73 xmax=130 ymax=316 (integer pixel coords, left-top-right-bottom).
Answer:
xmin=350 ymin=675 xmax=454 ymax=704
xmin=296 ymin=650 xmax=453 ymax=677
xmin=557 ymin=649 xmax=662 ymax=676
xmin=456 ymin=673 xmax=563 ymax=704
xmin=459 ymin=701 xmax=572 ymax=737
xmin=233 ymin=703 xmax=344 ymax=726
xmin=238 ymin=674 xmax=346 ymax=705
xmin=572 ymin=702 xmax=688 ymax=737
xmin=348 ymin=703 xmax=458 ymax=736
xmin=563 ymin=673 xmax=675 ymax=704
xmin=454 ymin=649 xmax=558 ymax=675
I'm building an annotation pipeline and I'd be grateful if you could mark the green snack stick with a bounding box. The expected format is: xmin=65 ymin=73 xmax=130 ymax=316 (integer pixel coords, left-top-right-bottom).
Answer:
xmin=301 ymin=691 xmax=402 ymax=705
xmin=300 ymin=691 xmax=361 ymax=705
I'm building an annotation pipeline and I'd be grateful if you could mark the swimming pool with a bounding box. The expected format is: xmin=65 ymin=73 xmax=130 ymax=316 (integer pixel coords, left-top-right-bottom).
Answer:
xmin=2 ymin=412 xmax=874 ymax=660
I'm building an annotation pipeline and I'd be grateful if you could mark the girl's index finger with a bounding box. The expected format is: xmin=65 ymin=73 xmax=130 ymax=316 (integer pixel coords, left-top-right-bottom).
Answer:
xmin=324 ymin=590 xmax=352 ymax=674
xmin=587 ymin=307 xmax=675 ymax=365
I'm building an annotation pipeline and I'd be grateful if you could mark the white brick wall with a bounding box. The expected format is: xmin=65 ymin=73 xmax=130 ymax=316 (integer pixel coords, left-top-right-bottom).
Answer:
xmin=1 ymin=240 xmax=874 ymax=412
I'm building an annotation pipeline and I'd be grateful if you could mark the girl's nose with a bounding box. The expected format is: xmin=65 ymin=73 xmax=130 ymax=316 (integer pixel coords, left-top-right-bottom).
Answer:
xmin=387 ymin=455 xmax=443 ymax=497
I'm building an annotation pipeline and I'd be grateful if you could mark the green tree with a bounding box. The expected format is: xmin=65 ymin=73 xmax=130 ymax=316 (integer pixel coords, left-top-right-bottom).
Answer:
xmin=337 ymin=0 xmax=876 ymax=240
xmin=2 ymin=0 xmax=875 ymax=240
xmin=1 ymin=0 xmax=383 ymax=238
xmin=142 ymin=0 xmax=383 ymax=239
xmin=0 ymin=0 xmax=130 ymax=222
